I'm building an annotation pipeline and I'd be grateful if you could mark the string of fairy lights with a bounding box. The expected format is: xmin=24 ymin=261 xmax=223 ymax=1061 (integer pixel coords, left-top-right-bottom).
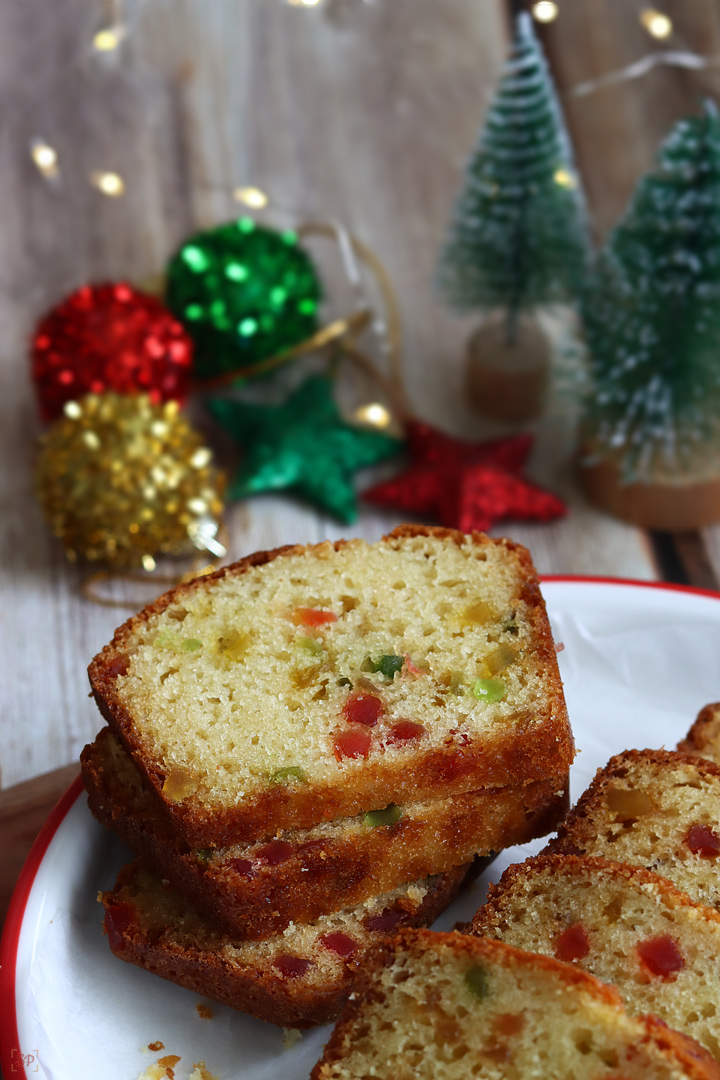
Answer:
xmin=29 ymin=1 xmax=710 ymax=201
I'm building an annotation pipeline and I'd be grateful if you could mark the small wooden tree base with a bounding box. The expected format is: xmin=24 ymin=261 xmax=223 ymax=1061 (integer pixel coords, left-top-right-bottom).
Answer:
xmin=465 ymin=311 xmax=551 ymax=423
xmin=580 ymin=456 xmax=720 ymax=530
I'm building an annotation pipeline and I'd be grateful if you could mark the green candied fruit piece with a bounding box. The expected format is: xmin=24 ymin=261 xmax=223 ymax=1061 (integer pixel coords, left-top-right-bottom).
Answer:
xmin=297 ymin=636 xmax=324 ymax=657
xmin=464 ymin=964 xmax=489 ymax=1000
xmin=269 ymin=765 xmax=308 ymax=785
xmin=472 ymin=678 xmax=506 ymax=703
xmin=182 ymin=638 xmax=203 ymax=651
xmin=363 ymin=804 xmax=403 ymax=828
xmin=364 ymin=654 xmax=404 ymax=680
xmin=196 ymin=849 xmax=214 ymax=864
xmin=155 ymin=629 xmax=180 ymax=649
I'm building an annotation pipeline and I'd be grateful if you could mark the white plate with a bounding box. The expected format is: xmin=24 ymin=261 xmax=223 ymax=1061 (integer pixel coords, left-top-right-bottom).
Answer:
xmin=3 ymin=578 xmax=720 ymax=1080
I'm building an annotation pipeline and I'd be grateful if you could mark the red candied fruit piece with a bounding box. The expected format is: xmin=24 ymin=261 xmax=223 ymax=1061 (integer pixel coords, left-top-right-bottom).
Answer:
xmin=637 ymin=935 xmax=685 ymax=979
xmin=256 ymin=840 xmax=294 ymax=866
xmin=334 ymin=728 xmax=372 ymax=761
xmin=320 ymin=932 xmax=358 ymax=959
xmin=292 ymin=607 xmax=338 ymax=628
xmin=685 ymin=824 xmax=720 ymax=858
xmin=387 ymin=720 xmax=427 ymax=743
xmin=104 ymin=901 xmax=135 ymax=952
xmin=274 ymin=954 xmax=313 ymax=978
xmin=229 ymin=858 xmax=254 ymax=877
xmin=106 ymin=653 xmax=130 ymax=678
xmin=343 ymin=693 xmax=383 ymax=727
xmin=365 ymin=908 xmax=405 ymax=933
xmin=554 ymin=923 xmax=590 ymax=963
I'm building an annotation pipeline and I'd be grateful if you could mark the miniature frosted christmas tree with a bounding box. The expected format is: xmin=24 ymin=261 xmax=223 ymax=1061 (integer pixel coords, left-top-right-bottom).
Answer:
xmin=580 ymin=102 xmax=720 ymax=529
xmin=437 ymin=12 xmax=589 ymax=421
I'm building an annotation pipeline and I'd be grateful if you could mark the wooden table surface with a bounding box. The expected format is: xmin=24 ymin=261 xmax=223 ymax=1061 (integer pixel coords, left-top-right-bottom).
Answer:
xmin=2 ymin=0 xmax=720 ymax=933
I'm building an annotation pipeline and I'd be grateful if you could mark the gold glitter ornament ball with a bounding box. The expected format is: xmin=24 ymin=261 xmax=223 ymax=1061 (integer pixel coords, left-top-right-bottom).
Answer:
xmin=35 ymin=392 xmax=225 ymax=567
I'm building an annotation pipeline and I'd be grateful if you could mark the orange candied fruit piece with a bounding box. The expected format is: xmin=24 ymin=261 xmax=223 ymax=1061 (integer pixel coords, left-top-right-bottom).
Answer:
xmin=554 ymin=922 xmax=590 ymax=963
xmin=291 ymin=607 xmax=338 ymax=628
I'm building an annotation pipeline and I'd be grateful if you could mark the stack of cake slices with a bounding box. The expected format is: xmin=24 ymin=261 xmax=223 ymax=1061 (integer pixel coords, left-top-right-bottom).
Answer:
xmin=82 ymin=525 xmax=573 ymax=1027
xmin=309 ymin=704 xmax=720 ymax=1077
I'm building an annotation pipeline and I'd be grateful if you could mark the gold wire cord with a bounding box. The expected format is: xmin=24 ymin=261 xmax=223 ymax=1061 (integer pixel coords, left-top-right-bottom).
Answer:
xmin=296 ymin=221 xmax=407 ymax=417
xmin=192 ymin=308 xmax=373 ymax=392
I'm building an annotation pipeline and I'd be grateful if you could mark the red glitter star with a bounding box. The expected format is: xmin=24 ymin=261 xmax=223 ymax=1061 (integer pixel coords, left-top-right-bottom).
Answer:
xmin=362 ymin=420 xmax=566 ymax=533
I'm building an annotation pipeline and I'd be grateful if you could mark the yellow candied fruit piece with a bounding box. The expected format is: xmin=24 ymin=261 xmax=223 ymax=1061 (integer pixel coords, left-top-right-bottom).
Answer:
xmin=216 ymin=629 xmax=250 ymax=662
xmin=605 ymin=787 xmax=656 ymax=819
xmin=481 ymin=642 xmax=518 ymax=678
xmin=456 ymin=600 xmax=495 ymax=627
xmin=162 ymin=767 xmax=196 ymax=802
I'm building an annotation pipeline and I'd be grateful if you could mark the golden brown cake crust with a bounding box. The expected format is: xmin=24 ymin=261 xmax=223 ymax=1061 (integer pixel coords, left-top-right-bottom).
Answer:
xmin=312 ymin=930 xmax=720 ymax=1080
xmin=82 ymin=728 xmax=568 ymax=939
xmin=88 ymin=525 xmax=573 ymax=847
xmin=678 ymin=703 xmax=720 ymax=760
xmin=101 ymin=860 xmax=470 ymax=1029
xmin=547 ymin=748 xmax=720 ymax=856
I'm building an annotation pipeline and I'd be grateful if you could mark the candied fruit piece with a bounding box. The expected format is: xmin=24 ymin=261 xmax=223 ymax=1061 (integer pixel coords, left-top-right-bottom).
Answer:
xmin=387 ymin=720 xmax=427 ymax=743
xmin=403 ymin=655 xmax=427 ymax=676
xmin=494 ymin=1013 xmax=525 ymax=1037
xmin=274 ymin=955 xmax=313 ymax=978
xmin=343 ymin=693 xmax=383 ymax=727
xmin=216 ymin=628 xmax=250 ymax=662
xmin=363 ymin=804 xmax=403 ymax=828
xmin=554 ymin=923 xmax=590 ymax=963
xmin=104 ymin=901 xmax=135 ymax=952
xmin=637 ymin=935 xmax=685 ymax=979
xmin=162 ymin=767 xmax=195 ymax=802
xmin=257 ymin=840 xmax=294 ymax=865
xmin=334 ymin=728 xmax=372 ymax=761
xmin=229 ymin=857 xmax=254 ymax=876
xmin=472 ymin=678 xmax=506 ymax=703
xmin=269 ymin=765 xmax=307 ymax=785
xmin=459 ymin=600 xmax=494 ymax=626
xmin=464 ymin=964 xmax=489 ymax=1000
xmin=297 ymin=636 xmax=324 ymax=656
xmin=365 ymin=654 xmax=404 ymax=680
xmin=685 ymin=824 xmax=720 ymax=857
xmin=182 ymin=638 xmax=203 ymax=651
xmin=365 ymin=908 xmax=404 ymax=933
xmin=320 ymin=932 xmax=358 ymax=959
xmin=483 ymin=643 xmax=518 ymax=676
xmin=105 ymin=653 xmax=130 ymax=677
xmin=292 ymin=608 xmax=338 ymax=628
xmin=605 ymin=787 xmax=655 ymax=820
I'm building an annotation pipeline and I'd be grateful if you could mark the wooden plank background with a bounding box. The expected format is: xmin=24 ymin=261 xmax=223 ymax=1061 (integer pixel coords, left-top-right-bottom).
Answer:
xmin=0 ymin=0 xmax=719 ymax=802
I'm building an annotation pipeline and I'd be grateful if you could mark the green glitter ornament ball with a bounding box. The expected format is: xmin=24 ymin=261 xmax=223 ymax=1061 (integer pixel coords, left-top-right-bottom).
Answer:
xmin=165 ymin=218 xmax=322 ymax=381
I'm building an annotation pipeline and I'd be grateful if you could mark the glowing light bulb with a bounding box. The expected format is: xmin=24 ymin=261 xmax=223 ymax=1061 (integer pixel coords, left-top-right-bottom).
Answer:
xmin=90 ymin=171 xmax=125 ymax=197
xmin=641 ymin=8 xmax=673 ymax=39
xmin=93 ymin=25 xmax=125 ymax=51
xmin=30 ymin=139 xmax=59 ymax=178
xmin=532 ymin=2 xmax=559 ymax=23
xmin=354 ymin=403 xmax=391 ymax=428
xmin=233 ymin=186 xmax=269 ymax=209
xmin=554 ymin=168 xmax=576 ymax=188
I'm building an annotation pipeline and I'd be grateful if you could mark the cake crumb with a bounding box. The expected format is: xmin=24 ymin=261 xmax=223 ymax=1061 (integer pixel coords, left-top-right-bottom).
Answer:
xmin=190 ymin=1063 xmax=218 ymax=1080
xmin=148 ymin=1042 xmax=165 ymax=1052
xmin=196 ymin=1003 xmax=213 ymax=1020
xmin=136 ymin=1065 xmax=171 ymax=1080
xmin=282 ymin=1028 xmax=303 ymax=1050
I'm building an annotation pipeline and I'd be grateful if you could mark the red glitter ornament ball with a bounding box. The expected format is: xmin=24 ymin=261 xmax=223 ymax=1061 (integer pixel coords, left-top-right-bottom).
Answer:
xmin=32 ymin=282 xmax=194 ymax=421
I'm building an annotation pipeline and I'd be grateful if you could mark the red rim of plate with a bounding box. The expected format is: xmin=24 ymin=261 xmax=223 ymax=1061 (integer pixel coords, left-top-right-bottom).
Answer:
xmin=0 ymin=574 xmax=718 ymax=1078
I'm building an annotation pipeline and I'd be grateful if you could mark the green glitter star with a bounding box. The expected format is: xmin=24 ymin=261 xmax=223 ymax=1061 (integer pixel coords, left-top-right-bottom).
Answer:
xmin=208 ymin=376 xmax=403 ymax=522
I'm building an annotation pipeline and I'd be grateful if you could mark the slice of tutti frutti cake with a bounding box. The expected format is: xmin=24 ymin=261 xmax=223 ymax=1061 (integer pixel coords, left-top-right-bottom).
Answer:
xmin=89 ymin=526 xmax=572 ymax=848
